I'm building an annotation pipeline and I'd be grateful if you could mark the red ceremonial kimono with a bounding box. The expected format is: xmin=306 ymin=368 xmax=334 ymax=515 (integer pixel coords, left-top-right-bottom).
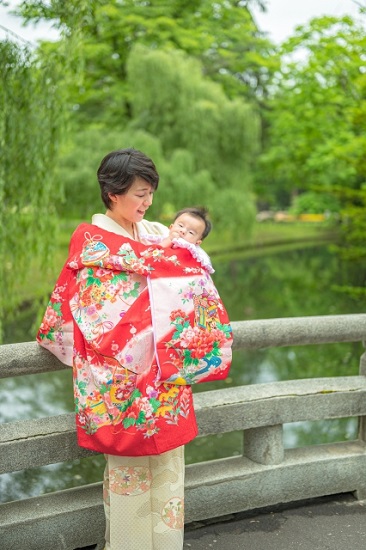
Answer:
xmin=37 ymin=223 xmax=233 ymax=456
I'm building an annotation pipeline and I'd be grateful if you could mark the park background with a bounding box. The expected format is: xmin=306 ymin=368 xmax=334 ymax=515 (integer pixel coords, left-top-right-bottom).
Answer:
xmin=1 ymin=0 xmax=366 ymax=502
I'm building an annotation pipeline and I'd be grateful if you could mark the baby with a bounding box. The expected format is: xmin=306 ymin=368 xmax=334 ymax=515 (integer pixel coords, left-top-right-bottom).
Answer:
xmin=141 ymin=206 xmax=214 ymax=273
xmin=160 ymin=206 xmax=211 ymax=247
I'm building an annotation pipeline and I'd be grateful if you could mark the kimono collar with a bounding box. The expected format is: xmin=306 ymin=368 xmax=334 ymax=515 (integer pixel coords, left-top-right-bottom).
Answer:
xmin=91 ymin=213 xmax=140 ymax=241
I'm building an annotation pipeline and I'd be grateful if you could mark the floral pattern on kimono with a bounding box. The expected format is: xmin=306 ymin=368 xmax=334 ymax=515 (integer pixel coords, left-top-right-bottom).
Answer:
xmin=37 ymin=223 xmax=232 ymax=456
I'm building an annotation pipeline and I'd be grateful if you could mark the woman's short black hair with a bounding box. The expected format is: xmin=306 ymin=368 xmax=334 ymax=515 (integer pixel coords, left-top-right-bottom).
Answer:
xmin=97 ymin=148 xmax=160 ymax=209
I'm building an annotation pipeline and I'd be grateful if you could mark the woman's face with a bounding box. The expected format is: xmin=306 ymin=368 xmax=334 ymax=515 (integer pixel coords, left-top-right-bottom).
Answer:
xmin=108 ymin=177 xmax=155 ymax=227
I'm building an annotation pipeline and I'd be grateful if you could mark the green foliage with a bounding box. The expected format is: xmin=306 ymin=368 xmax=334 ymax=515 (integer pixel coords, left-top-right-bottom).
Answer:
xmin=4 ymin=0 xmax=263 ymax=249
xmin=333 ymin=185 xmax=366 ymax=262
xmin=56 ymin=127 xmax=165 ymax=219
xmin=290 ymin=191 xmax=340 ymax=215
xmin=156 ymin=149 xmax=215 ymax=214
xmin=0 ymin=41 xmax=65 ymax=336
xmin=6 ymin=0 xmax=366 ymax=322
xmin=0 ymin=3 xmax=90 ymax=338
xmin=324 ymin=184 xmax=366 ymax=298
xmin=258 ymin=15 xmax=366 ymax=207
xmin=210 ymin=188 xmax=257 ymax=237
xmin=14 ymin=0 xmax=276 ymax=121
xmin=127 ymin=45 xmax=259 ymax=189
xmin=254 ymin=9 xmax=366 ymax=296
xmin=57 ymin=46 xmax=258 ymax=235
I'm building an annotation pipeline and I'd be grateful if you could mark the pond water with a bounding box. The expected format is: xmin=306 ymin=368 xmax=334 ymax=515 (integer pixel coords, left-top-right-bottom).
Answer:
xmin=1 ymin=244 xmax=364 ymax=502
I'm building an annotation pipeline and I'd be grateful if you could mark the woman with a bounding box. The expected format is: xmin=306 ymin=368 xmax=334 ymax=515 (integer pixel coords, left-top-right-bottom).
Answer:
xmin=37 ymin=148 xmax=232 ymax=549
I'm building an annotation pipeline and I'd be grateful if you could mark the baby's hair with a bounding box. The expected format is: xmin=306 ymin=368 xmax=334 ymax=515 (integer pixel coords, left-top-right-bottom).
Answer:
xmin=173 ymin=206 xmax=212 ymax=240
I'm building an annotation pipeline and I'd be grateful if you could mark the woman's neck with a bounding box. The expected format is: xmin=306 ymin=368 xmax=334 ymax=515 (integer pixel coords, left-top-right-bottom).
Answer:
xmin=105 ymin=210 xmax=135 ymax=238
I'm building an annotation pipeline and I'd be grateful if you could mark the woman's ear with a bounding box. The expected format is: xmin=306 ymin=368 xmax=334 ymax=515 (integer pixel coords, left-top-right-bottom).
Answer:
xmin=108 ymin=193 xmax=117 ymax=204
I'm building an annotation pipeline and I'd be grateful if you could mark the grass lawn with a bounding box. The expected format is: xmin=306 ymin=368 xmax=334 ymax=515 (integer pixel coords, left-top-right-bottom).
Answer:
xmin=205 ymin=220 xmax=337 ymax=259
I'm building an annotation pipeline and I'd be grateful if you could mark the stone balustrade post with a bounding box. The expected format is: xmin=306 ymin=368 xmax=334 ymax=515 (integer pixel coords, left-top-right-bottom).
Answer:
xmin=243 ymin=424 xmax=284 ymax=465
xmin=359 ymin=343 xmax=366 ymax=445
xmin=355 ymin=343 xmax=366 ymax=502
xmin=357 ymin=342 xmax=366 ymax=505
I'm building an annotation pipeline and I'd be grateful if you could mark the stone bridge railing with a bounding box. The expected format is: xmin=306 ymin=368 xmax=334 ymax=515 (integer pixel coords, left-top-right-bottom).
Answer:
xmin=1 ymin=314 xmax=366 ymax=550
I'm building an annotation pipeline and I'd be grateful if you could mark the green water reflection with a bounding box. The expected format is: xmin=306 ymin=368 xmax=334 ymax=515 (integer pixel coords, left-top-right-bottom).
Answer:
xmin=1 ymin=246 xmax=364 ymax=502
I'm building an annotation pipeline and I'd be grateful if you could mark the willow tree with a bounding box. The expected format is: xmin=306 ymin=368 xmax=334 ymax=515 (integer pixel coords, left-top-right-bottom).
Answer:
xmin=0 ymin=0 xmax=93 ymax=337
xmin=126 ymin=45 xmax=259 ymax=235
xmin=56 ymin=46 xmax=259 ymax=238
xmin=0 ymin=41 xmax=62 ymax=337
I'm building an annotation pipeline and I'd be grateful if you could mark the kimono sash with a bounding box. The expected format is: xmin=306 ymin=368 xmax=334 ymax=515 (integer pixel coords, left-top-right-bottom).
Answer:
xmin=36 ymin=223 xmax=232 ymax=455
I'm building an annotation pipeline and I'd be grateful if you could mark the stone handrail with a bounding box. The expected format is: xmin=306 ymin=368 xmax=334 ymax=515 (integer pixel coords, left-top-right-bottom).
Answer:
xmin=2 ymin=315 xmax=366 ymax=378
xmin=1 ymin=314 xmax=366 ymax=550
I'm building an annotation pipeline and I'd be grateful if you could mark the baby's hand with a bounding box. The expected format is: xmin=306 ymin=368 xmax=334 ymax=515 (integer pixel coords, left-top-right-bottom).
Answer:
xmin=160 ymin=230 xmax=181 ymax=248
xmin=160 ymin=236 xmax=173 ymax=248
xmin=169 ymin=230 xmax=181 ymax=240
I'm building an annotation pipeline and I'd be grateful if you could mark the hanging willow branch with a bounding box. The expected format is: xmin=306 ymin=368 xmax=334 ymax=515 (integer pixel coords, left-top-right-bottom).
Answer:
xmin=0 ymin=42 xmax=60 ymax=337
xmin=0 ymin=13 xmax=86 ymax=340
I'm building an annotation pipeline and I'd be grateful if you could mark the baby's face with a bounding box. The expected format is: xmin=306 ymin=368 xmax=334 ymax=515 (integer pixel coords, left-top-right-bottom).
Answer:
xmin=169 ymin=213 xmax=205 ymax=244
